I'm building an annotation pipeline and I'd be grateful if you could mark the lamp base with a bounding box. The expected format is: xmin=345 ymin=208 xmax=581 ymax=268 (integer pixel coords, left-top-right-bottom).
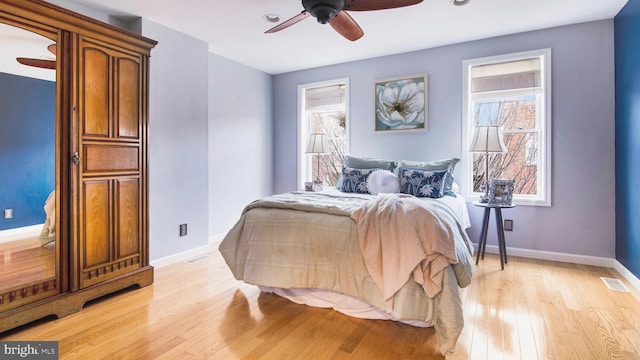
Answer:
xmin=313 ymin=181 xmax=323 ymax=192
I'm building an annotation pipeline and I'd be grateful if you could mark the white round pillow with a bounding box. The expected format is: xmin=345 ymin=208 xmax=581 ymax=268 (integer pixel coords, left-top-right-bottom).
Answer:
xmin=367 ymin=169 xmax=400 ymax=195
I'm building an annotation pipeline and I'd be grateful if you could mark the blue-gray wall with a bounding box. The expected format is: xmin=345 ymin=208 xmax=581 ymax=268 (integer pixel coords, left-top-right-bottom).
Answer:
xmin=208 ymin=53 xmax=273 ymax=237
xmin=273 ymin=20 xmax=616 ymax=258
xmin=615 ymin=0 xmax=640 ymax=278
xmin=139 ymin=19 xmax=210 ymax=261
xmin=0 ymin=72 xmax=55 ymax=231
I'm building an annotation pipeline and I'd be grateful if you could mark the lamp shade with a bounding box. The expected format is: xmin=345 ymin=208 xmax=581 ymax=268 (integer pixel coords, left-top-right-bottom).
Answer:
xmin=305 ymin=133 xmax=329 ymax=154
xmin=469 ymin=125 xmax=507 ymax=153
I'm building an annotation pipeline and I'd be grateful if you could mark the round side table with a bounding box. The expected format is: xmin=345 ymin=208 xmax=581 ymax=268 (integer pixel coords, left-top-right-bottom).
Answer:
xmin=472 ymin=201 xmax=516 ymax=270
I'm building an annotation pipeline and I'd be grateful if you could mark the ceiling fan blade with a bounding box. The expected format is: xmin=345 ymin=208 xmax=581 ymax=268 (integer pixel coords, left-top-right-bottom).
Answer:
xmin=265 ymin=11 xmax=311 ymax=33
xmin=344 ymin=0 xmax=423 ymax=11
xmin=16 ymin=57 xmax=56 ymax=70
xmin=47 ymin=43 xmax=57 ymax=56
xmin=329 ymin=11 xmax=364 ymax=41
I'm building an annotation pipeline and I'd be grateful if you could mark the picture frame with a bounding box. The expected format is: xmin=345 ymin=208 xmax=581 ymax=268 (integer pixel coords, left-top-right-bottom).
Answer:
xmin=488 ymin=179 xmax=515 ymax=206
xmin=304 ymin=182 xmax=313 ymax=192
xmin=374 ymin=74 xmax=427 ymax=132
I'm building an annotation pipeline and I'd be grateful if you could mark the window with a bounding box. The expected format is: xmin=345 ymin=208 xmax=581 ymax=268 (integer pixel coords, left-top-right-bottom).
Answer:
xmin=461 ymin=49 xmax=551 ymax=206
xmin=298 ymin=78 xmax=349 ymax=190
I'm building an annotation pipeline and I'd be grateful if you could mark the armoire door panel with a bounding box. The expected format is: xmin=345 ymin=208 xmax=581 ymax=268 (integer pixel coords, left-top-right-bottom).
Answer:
xmin=77 ymin=37 xmax=146 ymax=291
xmin=116 ymin=57 xmax=141 ymax=139
xmin=83 ymin=144 xmax=139 ymax=173
xmin=82 ymin=47 xmax=110 ymax=137
xmin=116 ymin=178 xmax=140 ymax=258
xmin=82 ymin=180 xmax=111 ymax=268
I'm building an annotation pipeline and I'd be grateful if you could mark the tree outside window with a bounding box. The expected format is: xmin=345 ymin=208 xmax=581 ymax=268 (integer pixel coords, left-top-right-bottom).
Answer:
xmin=472 ymin=95 xmax=538 ymax=195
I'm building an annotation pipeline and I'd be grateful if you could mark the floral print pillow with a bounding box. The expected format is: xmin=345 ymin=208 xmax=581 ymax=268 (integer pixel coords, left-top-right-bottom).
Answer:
xmin=399 ymin=168 xmax=449 ymax=198
xmin=340 ymin=166 xmax=379 ymax=193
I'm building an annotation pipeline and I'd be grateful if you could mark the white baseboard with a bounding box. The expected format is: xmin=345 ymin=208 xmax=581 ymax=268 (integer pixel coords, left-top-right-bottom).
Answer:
xmin=147 ymin=233 xmax=227 ymax=269
xmin=150 ymin=245 xmax=211 ymax=269
xmin=208 ymin=233 xmax=225 ymax=247
xmin=0 ymin=224 xmax=43 ymax=243
xmin=613 ymin=260 xmax=640 ymax=294
xmin=478 ymin=244 xmax=640 ymax=292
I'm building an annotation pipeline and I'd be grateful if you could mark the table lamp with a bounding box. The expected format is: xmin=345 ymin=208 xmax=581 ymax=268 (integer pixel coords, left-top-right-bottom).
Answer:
xmin=469 ymin=125 xmax=507 ymax=202
xmin=305 ymin=133 xmax=329 ymax=191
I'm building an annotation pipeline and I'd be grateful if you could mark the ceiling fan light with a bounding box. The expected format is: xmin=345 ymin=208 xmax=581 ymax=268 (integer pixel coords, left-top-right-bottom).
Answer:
xmin=302 ymin=0 xmax=345 ymax=24
xmin=312 ymin=4 xmax=338 ymax=24
xmin=452 ymin=0 xmax=470 ymax=5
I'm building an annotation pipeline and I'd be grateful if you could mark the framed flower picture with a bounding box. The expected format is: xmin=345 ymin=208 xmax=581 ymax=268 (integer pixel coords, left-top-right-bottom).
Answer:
xmin=374 ymin=74 xmax=427 ymax=132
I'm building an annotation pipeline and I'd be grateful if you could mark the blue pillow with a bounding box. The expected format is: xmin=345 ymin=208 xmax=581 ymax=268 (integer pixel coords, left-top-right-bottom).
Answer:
xmin=344 ymin=154 xmax=397 ymax=172
xmin=340 ymin=166 xmax=379 ymax=193
xmin=337 ymin=155 xmax=398 ymax=189
xmin=398 ymin=158 xmax=460 ymax=197
xmin=399 ymin=168 xmax=449 ymax=198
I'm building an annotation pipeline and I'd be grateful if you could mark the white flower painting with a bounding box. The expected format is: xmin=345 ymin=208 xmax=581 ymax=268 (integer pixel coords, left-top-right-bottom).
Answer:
xmin=375 ymin=75 xmax=427 ymax=132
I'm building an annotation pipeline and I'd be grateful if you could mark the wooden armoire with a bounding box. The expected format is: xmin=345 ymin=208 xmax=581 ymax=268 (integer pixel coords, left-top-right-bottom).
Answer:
xmin=0 ymin=0 xmax=156 ymax=332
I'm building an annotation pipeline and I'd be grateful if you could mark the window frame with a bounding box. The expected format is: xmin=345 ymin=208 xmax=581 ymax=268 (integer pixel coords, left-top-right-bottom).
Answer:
xmin=461 ymin=49 xmax=552 ymax=206
xmin=297 ymin=78 xmax=349 ymax=190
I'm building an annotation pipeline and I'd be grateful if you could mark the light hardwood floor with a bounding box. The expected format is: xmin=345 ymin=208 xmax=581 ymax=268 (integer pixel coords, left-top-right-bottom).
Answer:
xmin=0 ymin=237 xmax=55 ymax=289
xmin=2 ymin=247 xmax=639 ymax=359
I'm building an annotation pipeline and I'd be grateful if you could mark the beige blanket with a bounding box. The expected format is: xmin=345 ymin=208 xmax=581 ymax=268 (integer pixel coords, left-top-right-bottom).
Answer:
xmin=219 ymin=191 xmax=474 ymax=355
xmin=351 ymin=194 xmax=457 ymax=310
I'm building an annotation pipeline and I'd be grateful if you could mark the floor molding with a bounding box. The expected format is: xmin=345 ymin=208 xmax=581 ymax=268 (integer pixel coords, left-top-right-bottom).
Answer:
xmin=149 ymin=233 xmax=226 ymax=268
xmin=614 ymin=260 xmax=640 ymax=294
xmin=0 ymin=224 xmax=42 ymax=243
xmin=479 ymin=244 xmax=640 ymax=292
xmin=208 ymin=233 xmax=225 ymax=247
xmin=150 ymin=245 xmax=211 ymax=269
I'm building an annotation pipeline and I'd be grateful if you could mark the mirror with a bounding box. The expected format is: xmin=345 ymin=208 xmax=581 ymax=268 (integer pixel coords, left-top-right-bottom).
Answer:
xmin=0 ymin=22 xmax=57 ymax=292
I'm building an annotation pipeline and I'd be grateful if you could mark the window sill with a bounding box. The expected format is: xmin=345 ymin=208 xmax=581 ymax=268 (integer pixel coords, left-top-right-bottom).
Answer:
xmin=465 ymin=193 xmax=550 ymax=207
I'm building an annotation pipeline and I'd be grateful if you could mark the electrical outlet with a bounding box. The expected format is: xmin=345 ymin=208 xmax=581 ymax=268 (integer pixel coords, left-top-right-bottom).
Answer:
xmin=504 ymin=219 xmax=513 ymax=231
xmin=4 ymin=209 xmax=13 ymax=219
xmin=179 ymin=223 xmax=187 ymax=237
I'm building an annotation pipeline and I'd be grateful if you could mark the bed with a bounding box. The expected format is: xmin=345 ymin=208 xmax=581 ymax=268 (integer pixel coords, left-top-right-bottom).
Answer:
xmin=219 ymin=156 xmax=474 ymax=355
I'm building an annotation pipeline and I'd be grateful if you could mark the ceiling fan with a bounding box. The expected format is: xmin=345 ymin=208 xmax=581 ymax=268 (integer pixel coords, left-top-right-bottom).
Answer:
xmin=265 ymin=0 xmax=424 ymax=41
xmin=16 ymin=43 xmax=56 ymax=70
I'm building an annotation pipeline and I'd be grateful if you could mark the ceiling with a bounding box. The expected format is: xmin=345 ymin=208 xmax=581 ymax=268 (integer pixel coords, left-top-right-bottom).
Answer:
xmin=65 ymin=0 xmax=627 ymax=75
xmin=0 ymin=0 xmax=629 ymax=78
xmin=0 ymin=23 xmax=56 ymax=81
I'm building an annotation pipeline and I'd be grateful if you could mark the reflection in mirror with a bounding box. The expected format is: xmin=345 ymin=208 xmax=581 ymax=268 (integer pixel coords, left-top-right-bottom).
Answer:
xmin=0 ymin=23 xmax=56 ymax=291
